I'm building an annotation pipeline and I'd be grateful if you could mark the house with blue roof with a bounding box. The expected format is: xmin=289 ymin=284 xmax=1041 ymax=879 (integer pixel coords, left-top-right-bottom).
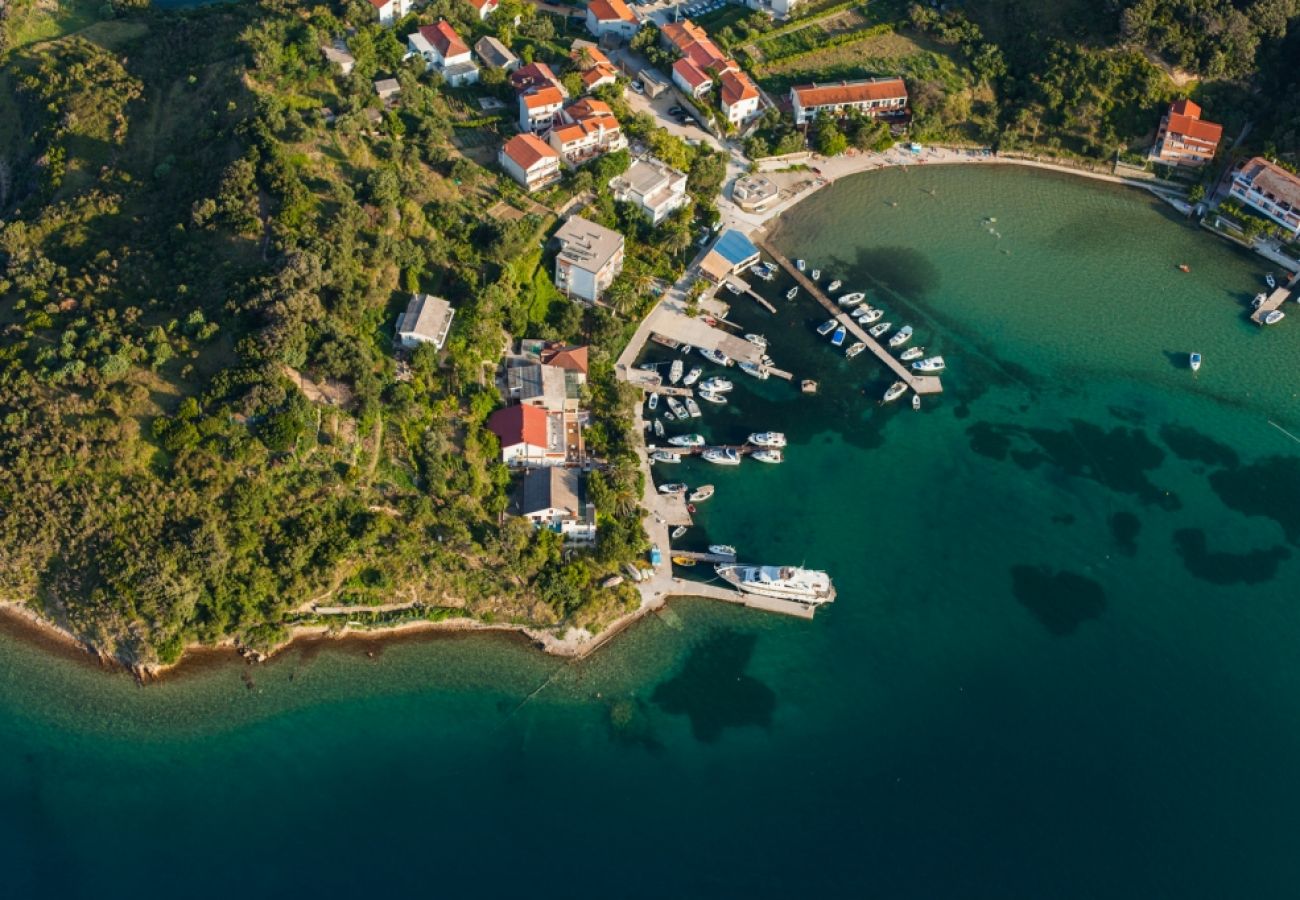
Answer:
xmin=699 ymin=229 xmax=760 ymax=282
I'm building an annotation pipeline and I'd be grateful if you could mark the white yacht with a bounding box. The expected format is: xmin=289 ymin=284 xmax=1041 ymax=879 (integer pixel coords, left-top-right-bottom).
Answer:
xmin=912 ymin=394 xmax=922 ymax=411
xmin=680 ymin=344 xmax=693 ymax=356
xmin=698 ymin=389 xmax=727 ymax=405
xmin=724 ymin=282 xmax=744 ymax=295
xmin=682 ymin=366 xmax=702 ymax=386
xmin=1266 ymin=273 xmax=1277 ymax=289
xmin=748 ymin=432 xmax=787 ymax=448
xmin=667 ymin=433 xmax=705 ymax=448
xmin=658 ymin=482 xmax=688 ymax=494
xmin=689 ymin=485 xmax=715 ymax=502
xmin=1253 ymin=292 xmax=1268 ymax=309
xmin=816 ymin=319 xmax=838 ymax=336
xmin=666 ymin=396 xmax=686 ymax=418
xmin=845 ymin=341 xmax=866 ymax=359
xmin=671 ymin=525 xmax=688 ymax=539
xmin=869 ymin=322 xmax=892 ymax=338
xmin=1189 ymin=352 xmax=1202 ymax=372
xmin=647 ymin=393 xmax=659 ymax=411
xmin=653 ymin=419 xmax=665 ymax=438
xmin=838 ymin=292 xmax=865 ymax=307
xmin=888 ymin=325 xmax=913 ymax=348
xmin=827 ymin=280 xmax=842 ymax=292
xmin=882 ymin=381 xmax=908 ymax=403
xmin=912 ymin=356 xmax=946 ymax=373
xmin=751 ymin=448 xmax=783 ymax=463
xmin=715 ymin=564 xmax=835 ymax=604
xmin=699 ymin=376 xmax=733 ymax=393
xmin=899 ymin=346 xmax=924 ymax=362
xmin=708 ymin=544 xmax=737 ymax=558
xmin=650 ymin=450 xmax=682 ymax=463
xmin=857 ymin=307 xmax=883 ymax=324
xmin=1262 ymin=309 xmax=1286 ymax=325
xmin=744 ymin=333 xmax=768 ymax=349
xmin=702 ymin=447 xmax=742 ymax=466
xmin=684 ymin=397 xmax=702 ymax=418
xmin=786 ymin=286 xmax=799 ymax=300
xmin=739 ymin=360 xmax=769 ymax=380
xmin=669 ymin=359 xmax=683 ymax=384
xmin=699 ymin=347 xmax=732 ymax=366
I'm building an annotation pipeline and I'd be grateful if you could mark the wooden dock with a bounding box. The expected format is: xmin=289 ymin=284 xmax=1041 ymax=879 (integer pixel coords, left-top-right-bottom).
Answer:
xmin=1250 ymin=271 xmax=1298 ymax=324
xmin=755 ymin=239 xmax=944 ymax=395
xmin=724 ymin=275 xmax=777 ymax=314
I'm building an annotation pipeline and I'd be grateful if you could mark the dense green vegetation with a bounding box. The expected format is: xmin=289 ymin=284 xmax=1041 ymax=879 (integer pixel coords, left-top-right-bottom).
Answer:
xmin=0 ymin=0 xmax=734 ymax=666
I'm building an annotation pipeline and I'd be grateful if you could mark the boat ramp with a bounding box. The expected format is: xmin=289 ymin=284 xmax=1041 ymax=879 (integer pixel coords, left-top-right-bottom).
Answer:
xmin=1250 ymin=271 xmax=1298 ymax=324
xmin=755 ymin=240 xmax=944 ymax=395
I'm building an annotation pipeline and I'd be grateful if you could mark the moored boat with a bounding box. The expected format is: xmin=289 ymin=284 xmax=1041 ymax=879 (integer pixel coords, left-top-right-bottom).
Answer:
xmin=647 ymin=392 xmax=659 ymax=411
xmin=811 ymin=268 xmax=821 ymax=281
xmin=845 ymin=341 xmax=866 ymax=359
xmin=816 ymin=319 xmax=838 ymax=336
xmin=684 ymin=397 xmax=702 ymax=418
xmin=667 ymin=433 xmax=705 ymax=447
xmin=1262 ymin=309 xmax=1285 ymax=325
xmin=700 ymin=376 xmax=733 ymax=392
xmin=869 ymin=321 xmax=892 ymax=338
xmin=751 ymin=448 xmax=783 ymax=463
xmin=857 ymin=307 xmax=883 ymax=324
xmin=748 ymin=431 xmax=787 ymax=448
xmin=899 ymin=346 xmax=924 ymax=362
xmin=702 ymin=447 xmax=742 ymax=465
xmin=888 ymin=325 xmax=913 ymax=348
xmin=838 ymin=292 xmax=865 ymax=307
xmin=653 ymin=419 xmax=665 ymax=438
xmin=827 ymin=280 xmax=842 ymax=292
xmin=786 ymin=286 xmax=799 ymax=300
xmin=830 ymin=326 xmax=846 ymax=347
xmin=689 ymin=485 xmax=715 ymax=502
xmin=1253 ymin=292 xmax=1268 ymax=309
xmin=699 ymin=347 xmax=732 ymax=366
xmin=912 ymin=394 xmax=922 ymax=411
xmin=671 ymin=525 xmax=688 ymax=539
xmin=882 ymin=381 xmax=908 ymax=403
xmin=666 ymin=396 xmax=686 ymax=418
xmin=715 ymin=564 xmax=835 ymax=604
xmin=1189 ymin=352 xmax=1201 ymax=372
xmin=1266 ymin=273 xmax=1277 ymax=289
xmin=680 ymin=344 xmax=693 ymax=356
xmin=739 ymin=360 xmax=769 ymax=380
xmin=669 ymin=359 xmax=683 ymax=384
xmin=796 ymin=258 xmax=806 ymax=271
xmin=911 ymin=355 xmax=946 ymax=373
xmin=658 ymin=482 xmax=688 ymax=494
xmin=672 ymin=556 xmax=696 ymax=567
xmin=651 ymin=450 xmax=682 ymax=463
xmin=698 ymin=389 xmax=727 ymax=404
xmin=708 ymin=544 xmax=737 ymax=558
xmin=682 ymin=366 xmax=702 ymax=386
xmin=744 ymin=333 xmax=768 ymax=348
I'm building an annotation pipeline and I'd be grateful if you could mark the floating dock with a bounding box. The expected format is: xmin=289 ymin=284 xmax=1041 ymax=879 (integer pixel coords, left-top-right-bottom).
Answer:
xmin=755 ymin=240 xmax=944 ymax=395
xmin=1250 ymin=271 xmax=1298 ymax=324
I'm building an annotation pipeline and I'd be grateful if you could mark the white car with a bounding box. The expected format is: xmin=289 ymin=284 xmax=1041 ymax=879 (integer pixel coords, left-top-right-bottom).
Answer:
xmin=631 ymin=81 xmax=644 ymax=94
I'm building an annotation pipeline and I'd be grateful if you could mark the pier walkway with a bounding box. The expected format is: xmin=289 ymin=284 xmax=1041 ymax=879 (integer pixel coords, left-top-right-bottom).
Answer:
xmin=723 ymin=275 xmax=777 ymax=314
xmin=1250 ymin=271 xmax=1298 ymax=324
xmin=756 ymin=240 xmax=943 ymax=395
xmin=666 ymin=578 xmax=817 ymax=619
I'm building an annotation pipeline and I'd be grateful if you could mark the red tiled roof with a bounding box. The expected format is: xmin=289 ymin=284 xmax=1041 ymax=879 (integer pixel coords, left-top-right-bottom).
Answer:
xmin=502 ymin=133 xmax=558 ymax=170
xmin=673 ymin=58 xmax=712 ymax=89
xmin=511 ymin=62 xmax=562 ymax=93
xmin=793 ymin=78 xmax=908 ymax=108
xmin=720 ymin=69 xmax=757 ymax=107
xmin=488 ymin=404 xmax=548 ymax=449
xmin=522 ymin=86 xmax=565 ymax=109
xmin=1166 ymin=112 xmax=1222 ymax=145
xmin=571 ymin=44 xmax=611 ymax=69
xmin=540 ymin=344 xmax=589 ymax=374
xmin=467 ymin=0 xmax=498 ymax=10
xmin=1170 ymin=98 xmax=1201 ymax=118
xmin=588 ymin=0 xmax=635 ymax=22
xmin=582 ymin=63 xmax=619 ymax=89
xmin=566 ymin=97 xmax=613 ymax=121
xmin=421 ymin=20 xmax=469 ymax=59
xmin=367 ymin=0 xmax=389 ymax=8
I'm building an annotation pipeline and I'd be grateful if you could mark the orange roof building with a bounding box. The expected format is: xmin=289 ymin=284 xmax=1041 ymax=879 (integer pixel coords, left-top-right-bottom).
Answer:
xmin=1151 ymin=99 xmax=1223 ymax=167
xmin=487 ymin=404 xmax=564 ymax=466
xmin=499 ymin=133 xmax=561 ymax=192
xmin=719 ymin=69 xmax=759 ymax=125
xmin=790 ymin=77 xmax=908 ymax=126
xmin=585 ymin=0 xmax=638 ymax=40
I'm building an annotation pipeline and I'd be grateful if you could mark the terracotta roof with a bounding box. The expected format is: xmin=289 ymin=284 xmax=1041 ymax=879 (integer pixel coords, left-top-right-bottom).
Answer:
xmin=420 ymin=20 xmax=469 ymax=59
xmin=582 ymin=63 xmax=619 ymax=89
xmin=1166 ymin=112 xmax=1222 ymax=145
xmin=1237 ymin=157 xmax=1300 ymax=209
xmin=367 ymin=0 xmax=390 ymax=7
xmin=522 ymin=86 xmax=565 ymax=109
xmin=467 ymin=0 xmax=497 ymax=10
xmin=587 ymin=0 xmax=635 ymax=22
xmin=719 ymin=69 xmax=757 ymax=107
xmin=673 ymin=58 xmax=712 ymax=89
xmin=511 ymin=62 xmax=563 ymax=93
xmin=1170 ymin=98 xmax=1201 ymax=118
xmin=792 ymin=77 xmax=908 ymax=108
xmin=570 ymin=42 xmax=611 ymax=68
xmin=488 ymin=404 xmax=548 ymax=449
xmin=540 ymin=344 xmax=589 ymax=375
xmin=566 ymin=97 xmax=612 ymax=121
xmin=502 ymin=133 xmax=558 ymax=170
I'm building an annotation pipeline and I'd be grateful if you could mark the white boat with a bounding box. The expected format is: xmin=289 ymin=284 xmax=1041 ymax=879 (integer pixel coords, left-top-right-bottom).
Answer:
xmin=1253 ymin=292 xmax=1268 ymax=309
xmin=857 ymin=307 xmax=883 ymax=324
xmin=816 ymin=319 xmax=838 ymax=336
xmin=682 ymin=366 xmax=702 ymax=386
xmin=882 ymin=381 xmax=908 ymax=403
xmin=739 ymin=360 xmax=769 ymax=380
xmin=744 ymin=333 xmax=768 ymax=349
xmin=755 ymin=268 xmax=775 ymax=282
xmin=912 ymin=394 xmax=921 ymax=411
xmin=724 ymin=282 xmax=744 ymax=295
xmin=698 ymin=389 xmax=727 ymax=404
xmin=702 ymin=447 xmax=742 ymax=465
xmin=1262 ymin=309 xmax=1285 ymax=325
xmin=811 ymin=268 xmax=821 ymax=281
xmin=651 ymin=450 xmax=682 ymax=463
xmin=1266 ymin=273 xmax=1277 ymax=289
xmin=684 ymin=397 xmax=702 ymax=418
xmin=653 ymin=419 xmax=665 ymax=438
xmin=1189 ymin=352 xmax=1201 ymax=372
xmin=827 ymin=280 xmax=842 ymax=292
xmin=830 ymin=326 xmax=846 ymax=347
xmin=680 ymin=344 xmax=693 ymax=356
xmin=663 ymin=410 xmax=676 ymax=421
xmin=658 ymin=482 xmax=688 ymax=494
xmin=708 ymin=544 xmax=737 ymax=558
xmin=845 ymin=341 xmax=866 ymax=359
xmin=869 ymin=322 xmax=892 ymax=338
xmin=838 ymin=292 xmax=865 ymax=307
xmin=912 ymin=355 xmax=946 ymax=373
xmin=700 ymin=376 xmax=733 ymax=392
xmin=666 ymin=396 xmax=686 ymax=418
xmin=796 ymin=258 xmax=806 ymax=271
xmin=647 ymin=393 xmax=659 ymax=411
xmin=667 ymin=433 xmax=705 ymax=447
xmin=888 ymin=325 xmax=913 ymax=348
xmin=699 ymin=347 xmax=732 ymax=366
xmin=748 ymin=431 xmax=786 ymax=448
xmin=671 ymin=525 xmax=688 ymax=539
xmin=638 ymin=362 xmax=658 ymax=372
xmin=715 ymin=564 xmax=835 ymax=604
xmin=689 ymin=485 xmax=715 ymax=502
xmin=899 ymin=346 xmax=924 ymax=362
xmin=752 ymin=448 xmax=783 ymax=463
xmin=786 ymin=287 xmax=799 ymax=300
xmin=669 ymin=359 xmax=683 ymax=384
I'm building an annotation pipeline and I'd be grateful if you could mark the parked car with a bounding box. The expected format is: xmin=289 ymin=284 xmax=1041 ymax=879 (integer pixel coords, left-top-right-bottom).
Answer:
xmin=631 ymin=80 xmax=644 ymax=94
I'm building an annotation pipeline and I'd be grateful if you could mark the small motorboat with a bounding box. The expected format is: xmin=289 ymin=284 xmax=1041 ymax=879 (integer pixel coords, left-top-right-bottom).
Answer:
xmin=668 ymin=433 xmax=705 ymax=448
xmin=638 ymin=362 xmax=658 ymax=372
xmin=744 ymin=333 xmax=768 ymax=348
xmin=647 ymin=393 xmax=659 ymax=411
xmin=702 ymin=447 xmax=742 ymax=465
xmin=1178 ymin=263 xmax=1190 ymax=273
xmin=1266 ymin=273 xmax=1277 ymax=289
xmin=912 ymin=355 xmax=946 ymax=373
xmin=653 ymin=419 xmax=665 ymax=438
xmin=651 ymin=450 xmax=682 ymax=463
xmin=682 ymin=366 xmax=702 ymax=386
xmin=672 ymin=556 xmax=697 ymax=567
xmin=786 ymin=286 xmax=799 ymax=300
xmin=1253 ymin=292 xmax=1268 ymax=309
xmin=801 ymin=380 xmax=818 ymax=394
xmin=700 ymin=376 xmax=733 ymax=392
xmin=663 ymin=410 xmax=676 ymax=421
xmin=748 ymin=431 xmax=786 ymax=448
xmin=699 ymin=347 xmax=732 ymax=366
xmin=666 ymin=396 xmax=686 ymax=418
xmin=724 ymin=282 xmax=744 ymax=295
xmin=830 ymin=326 xmax=846 ymax=347
xmin=658 ymin=482 xmax=688 ymax=494
xmin=796 ymin=259 xmax=806 ymax=271
xmin=669 ymin=359 xmax=683 ymax=384
xmin=838 ymin=292 xmax=865 ymax=307
xmin=708 ymin=544 xmax=737 ymax=558
xmin=680 ymin=344 xmax=693 ymax=356
xmin=1262 ymin=309 xmax=1285 ymax=325
xmin=689 ymin=485 xmax=715 ymax=502
xmin=888 ymin=325 xmax=913 ymax=348
xmin=751 ymin=448 xmax=783 ymax=463
xmin=912 ymin=394 xmax=922 ymax=411
xmin=698 ymin=389 xmax=727 ymax=404
xmin=869 ymin=321 xmax=892 ymax=338
xmin=811 ymin=269 xmax=821 ymax=281
xmin=827 ymin=280 xmax=842 ymax=292
xmin=845 ymin=341 xmax=866 ymax=359
xmin=882 ymin=381 xmax=908 ymax=403
xmin=671 ymin=525 xmax=688 ymax=539
xmin=684 ymin=397 xmax=702 ymax=418
xmin=739 ymin=360 xmax=769 ymax=380
xmin=899 ymin=346 xmax=924 ymax=361
xmin=816 ymin=319 xmax=838 ymax=336
xmin=857 ymin=307 xmax=883 ymax=324
xmin=1189 ymin=352 xmax=1201 ymax=372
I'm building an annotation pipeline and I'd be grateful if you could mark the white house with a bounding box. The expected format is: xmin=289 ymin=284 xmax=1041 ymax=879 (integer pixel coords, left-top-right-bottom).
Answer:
xmin=499 ymin=133 xmax=562 ymax=193
xmin=585 ymin=0 xmax=638 ymax=41
xmin=518 ymin=85 xmax=566 ymax=133
xmin=1229 ymin=156 xmax=1300 ymax=237
xmin=610 ymin=157 xmax=688 ymax=225
xmin=548 ymin=98 xmax=626 ymax=166
xmin=407 ymin=20 xmax=479 ymax=86
xmin=672 ymin=58 xmax=713 ymax=99
xmin=790 ymin=77 xmax=909 ymax=126
xmin=517 ymin=468 xmax=597 ymax=544
xmin=554 ymin=215 xmax=624 ymax=303
xmin=395 ymin=294 xmax=456 ymax=350
xmin=368 ymin=0 xmax=412 ymax=27
xmin=719 ymin=69 xmax=760 ymax=126
xmin=488 ymin=404 xmax=566 ymax=467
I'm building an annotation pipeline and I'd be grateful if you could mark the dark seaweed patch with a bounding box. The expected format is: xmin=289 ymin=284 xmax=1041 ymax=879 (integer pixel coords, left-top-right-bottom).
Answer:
xmin=1209 ymin=456 xmax=1300 ymax=546
xmin=967 ymin=421 xmax=1012 ymax=460
xmin=1011 ymin=565 xmax=1107 ymax=636
xmin=1159 ymin=424 xmax=1240 ymax=468
xmin=652 ymin=630 xmax=775 ymax=743
xmin=1173 ymin=529 xmax=1291 ymax=585
xmin=1109 ymin=511 xmax=1141 ymax=556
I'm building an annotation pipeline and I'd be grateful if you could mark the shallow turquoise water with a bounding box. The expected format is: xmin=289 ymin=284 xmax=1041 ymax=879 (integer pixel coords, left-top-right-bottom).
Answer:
xmin=3 ymin=166 xmax=1299 ymax=898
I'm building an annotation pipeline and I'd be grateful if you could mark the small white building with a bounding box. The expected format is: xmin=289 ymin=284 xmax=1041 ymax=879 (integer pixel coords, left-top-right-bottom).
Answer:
xmin=368 ymin=0 xmax=412 ymax=27
xmin=407 ymin=20 xmax=479 ymax=86
xmin=499 ymin=133 xmax=562 ymax=193
xmin=610 ymin=157 xmax=688 ymax=225
xmin=554 ymin=215 xmax=625 ymax=303
xmin=585 ymin=0 xmax=638 ymax=41
xmin=518 ymin=85 xmax=566 ymax=133
xmin=488 ymin=404 xmax=567 ymax=467
xmin=395 ymin=294 xmax=456 ymax=350
xmin=518 ymin=468 xmax=597 ymax=544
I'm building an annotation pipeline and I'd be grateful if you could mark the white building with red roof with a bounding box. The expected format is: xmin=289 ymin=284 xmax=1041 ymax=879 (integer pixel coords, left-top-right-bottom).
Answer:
xmin=549 ymin=98 xmax=627 ymax=166
xmin=719 ymin=69 xmax=759 ymax=125
xmin=487 ymin=404 xmax=566 ymax=467
xmin=585 ymin=0 xmax=638 ymax=41
xmin=571 ymin=41 xmax=621 ymax=93
xmin=790 ymin=77 xmax=908 ymax=126
xmin=672 ymin=58 xmax=713 ymax=99
xmin=369 ymin=0 xmax=411 ymax=27
xmin=499 ymin=133 xmax=562 ymax=193
xmin=518 ymin=84 xmax=566 ymax=133
xmin=1230 ymin=157 xmax=1300 ymax=237
xmin=408 ymin=20 xmax=479 ymax=86
xmin=1151 ymin=99 xmax=1223 ymax=167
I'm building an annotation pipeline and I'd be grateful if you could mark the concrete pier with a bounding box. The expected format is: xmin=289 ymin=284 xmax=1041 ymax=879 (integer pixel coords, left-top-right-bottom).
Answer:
xmin=665 ymin=578 xmax=817 ymax=619
xmin=1250 ymin=271 xmax=1298 ymax=324
xmin=756 ymin=239 xmax=944 ymax=395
